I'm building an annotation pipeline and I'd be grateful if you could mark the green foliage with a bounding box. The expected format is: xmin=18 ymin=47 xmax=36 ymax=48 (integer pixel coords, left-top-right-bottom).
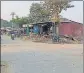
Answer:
xmin=10 ymin=16 xmax=29 ymax=28
xmin=29 ymin=3 xmax=50 ymax=23
xmin=44 ymin=0 xmax=74 ymax=21
xmin=10 ymin=3 xmax=50 ymax=27
xmin=10 ymin=12 xmax=16 ymax=19
xmin=1 ymin=19 xmax=12 ymax=27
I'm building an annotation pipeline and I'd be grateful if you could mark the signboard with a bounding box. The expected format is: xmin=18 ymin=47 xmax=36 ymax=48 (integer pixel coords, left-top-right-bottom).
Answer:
xmin=29 ymin=25 xmax=33 ymax=27
xmin=23 ymin=24 xmax=27 ymax=27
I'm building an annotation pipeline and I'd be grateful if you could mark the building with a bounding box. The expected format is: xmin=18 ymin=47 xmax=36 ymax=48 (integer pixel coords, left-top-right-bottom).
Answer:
xmin=59 ymin=18 xmax=83 ymax=38
xmin=23 ymin=18 xmax=83 ymax=39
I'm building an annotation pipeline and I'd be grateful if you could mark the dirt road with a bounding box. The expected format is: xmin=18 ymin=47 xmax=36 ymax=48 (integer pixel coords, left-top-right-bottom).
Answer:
xmin=1 ymin=35 xmax=83 ymax=73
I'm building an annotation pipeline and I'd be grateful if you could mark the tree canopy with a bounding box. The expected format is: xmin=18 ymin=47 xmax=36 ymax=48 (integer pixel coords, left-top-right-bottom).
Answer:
xmin=10 ymin=3 xmax=50 ymax=27
xmin=43 ymin=0 xmax=74 ymax=22
xmin=10 ymin=1 xmax=74 ymax=28
xmin=28 ymin=3 xmax=50 ymax=23
xmin=1 ymin=19 xmax=17 ymax=28
xmin=10 ymin=16 xmax=29 ymax=28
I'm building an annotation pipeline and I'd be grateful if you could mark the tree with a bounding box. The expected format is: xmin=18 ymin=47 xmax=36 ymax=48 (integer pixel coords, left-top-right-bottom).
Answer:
xmin=10 ymin=12 xmax=16 ymax=28
xmin=1 ymin=19 xmax=12 ymax=27
xmin=43 ymin=0 xmax=74 ymax=42
xmin=10 ymin=16 xmax=29 ymax=28
xmin=10 ymin=12 xmax=16 ymax=20
xmin=29 ymin=3 xmax=50 ymax=24
xmin=43 ymin=0 xmax=74 ymax=21
xmin=10 ymin=3 xmax=50 ymax=28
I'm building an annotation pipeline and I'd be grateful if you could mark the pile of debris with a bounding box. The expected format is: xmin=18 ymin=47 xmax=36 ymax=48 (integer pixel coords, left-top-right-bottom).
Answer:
xmin=22 ymin=34 xmax=82 ymax=44
xmin=59 ymin=35 xmax=82 ymax=44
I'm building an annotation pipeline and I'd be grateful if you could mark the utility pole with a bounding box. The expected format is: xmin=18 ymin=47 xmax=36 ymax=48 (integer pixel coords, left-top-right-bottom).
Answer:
xmin=10 ymin=12 xmax=15 ymax=30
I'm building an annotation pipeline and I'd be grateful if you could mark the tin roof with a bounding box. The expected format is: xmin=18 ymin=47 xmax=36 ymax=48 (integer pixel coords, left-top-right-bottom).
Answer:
xmin=27 ymin=18 xmax=83 ymax=25
xmin=60 ymin=18 xmax=71 ymax=22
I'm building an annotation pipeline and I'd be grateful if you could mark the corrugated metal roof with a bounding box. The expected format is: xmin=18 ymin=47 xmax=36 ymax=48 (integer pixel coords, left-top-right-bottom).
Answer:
xmin=60 ymin=18 xmax=83 ymax=24
xmin=60 ymin=18 xmax=71 ymax=22
xmin=26 ymin=18 xmax=83 ymax=25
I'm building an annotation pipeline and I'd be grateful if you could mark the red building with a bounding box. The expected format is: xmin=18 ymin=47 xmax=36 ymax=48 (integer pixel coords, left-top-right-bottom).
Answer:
xmin=59 ymin=18 xmax=83 ymax=38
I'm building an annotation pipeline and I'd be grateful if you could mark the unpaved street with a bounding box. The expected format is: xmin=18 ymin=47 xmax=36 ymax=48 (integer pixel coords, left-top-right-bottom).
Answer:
xmin=1 ymin=35 xmax=83 ymax=73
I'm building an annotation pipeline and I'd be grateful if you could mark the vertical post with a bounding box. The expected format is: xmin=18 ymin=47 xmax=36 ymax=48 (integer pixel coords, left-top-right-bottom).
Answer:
xmin=40 ymin=25 xmax=43 ymax=36
xmin=55 ymin=22 xmax=59 ymax=42
xmin=52 ymin=22 xmax=54 ymax=42
xmin=52 ymin=22 xmax=59 ymax=42
xmin=52 ymin=22 xmax=56 ymax=42
xmin=51 ymin=11 xmax=60 ymax=43
xmin=26 ymin=25 xmax=29 ymax=36
xmin=12 ymin=14 xmax=14 ymax=30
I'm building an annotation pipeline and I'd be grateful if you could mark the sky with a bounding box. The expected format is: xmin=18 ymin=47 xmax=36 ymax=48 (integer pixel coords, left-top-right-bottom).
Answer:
xmin=1 ymin=1 xmax=83 ymax=23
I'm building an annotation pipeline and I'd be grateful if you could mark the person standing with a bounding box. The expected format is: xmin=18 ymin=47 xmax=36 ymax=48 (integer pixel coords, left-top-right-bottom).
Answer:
xmin=10 ymin=30 xmax=15 ymax=40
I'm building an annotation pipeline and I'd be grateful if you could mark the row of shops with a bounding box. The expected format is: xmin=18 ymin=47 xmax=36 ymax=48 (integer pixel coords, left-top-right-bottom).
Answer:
xmin=23 ymin=22 xmax=53 ymax=36
xmin=1 ymin=18 xmax=83 ymax=43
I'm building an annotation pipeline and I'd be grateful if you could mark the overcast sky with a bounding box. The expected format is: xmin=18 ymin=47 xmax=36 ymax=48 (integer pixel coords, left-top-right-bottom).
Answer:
xmin=1 ymin=1 xmax=83 ymax=23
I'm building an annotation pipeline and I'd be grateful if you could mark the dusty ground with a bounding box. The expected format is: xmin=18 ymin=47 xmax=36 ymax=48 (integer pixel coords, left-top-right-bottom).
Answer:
xmin=1 ymin=35 xmax=83 ymax=73
xmin=1 ymin=41 xmax=83 ymax=54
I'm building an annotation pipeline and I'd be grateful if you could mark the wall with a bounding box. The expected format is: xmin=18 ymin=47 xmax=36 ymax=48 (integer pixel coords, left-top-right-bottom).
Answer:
xmin=59 ymin=22 xmax=83 ymax=38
